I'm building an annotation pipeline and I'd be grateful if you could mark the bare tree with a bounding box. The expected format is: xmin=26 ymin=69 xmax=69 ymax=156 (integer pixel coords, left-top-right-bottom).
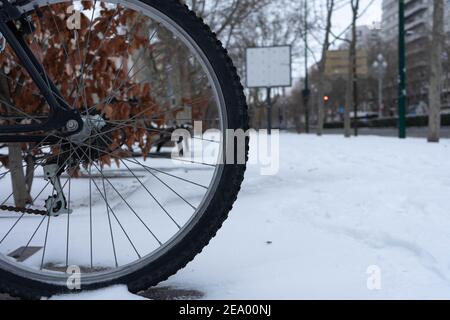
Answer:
xmin=185 ymin=0 xmax=320 ymax=131
xmin=0 ymin=5 xmax=167 ymax=205
xmin=428 ymin=0 xmax=444 ymax=143
xmin=0 ymin=71 xmax=32 ymax=207
xmin=317 ymin=0 xmax=335 ymax=136
xmin=344 ymin=0 xmax=359 ymax=137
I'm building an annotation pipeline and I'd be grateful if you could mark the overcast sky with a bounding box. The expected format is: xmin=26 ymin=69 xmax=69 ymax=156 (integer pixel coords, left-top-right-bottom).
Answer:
xmin=293 ymin=0 xmax=382 ymax=79
xmin=332 ymin=0 xmax=382 ymax=45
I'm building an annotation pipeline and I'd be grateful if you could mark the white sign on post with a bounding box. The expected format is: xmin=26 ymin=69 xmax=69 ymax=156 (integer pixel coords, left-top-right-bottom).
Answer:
xmin=246 ymin=46 xmax=292 ymax=88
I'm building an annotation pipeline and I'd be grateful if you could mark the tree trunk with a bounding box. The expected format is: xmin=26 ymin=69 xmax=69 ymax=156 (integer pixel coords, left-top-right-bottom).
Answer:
xmin=344 ymin=61 xmax=354 ymax=138
xmin=294 ymin=104 xmax=303 ymax=133
xmin=0 ymin=71 xmax=32 ymax=207
xmin=317 ymin=0 xmax=334 ymax=136
xmin=428 ymin=0 xmax=444 ymax=143
xmin=25 ymin=152 xmax=35 ymax=196
xmin=8 ymin=144 xmax=32 ymax=207
xmin=317 ymin=68 xmax=326 ymax=136
xmin=344 ymin=0 xmax=359 ymax=138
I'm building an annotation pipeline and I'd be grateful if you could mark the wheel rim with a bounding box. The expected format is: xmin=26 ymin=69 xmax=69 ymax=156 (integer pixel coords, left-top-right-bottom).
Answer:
xmin=0 ymin=0 xmax=228 ymax=286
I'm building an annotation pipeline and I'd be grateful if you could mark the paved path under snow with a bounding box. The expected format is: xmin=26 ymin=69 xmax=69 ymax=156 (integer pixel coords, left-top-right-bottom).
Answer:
xmin=160 ymin=134 xmax=450 ymax=299
xmin=5 ymin=133 xmax=450 ymax=300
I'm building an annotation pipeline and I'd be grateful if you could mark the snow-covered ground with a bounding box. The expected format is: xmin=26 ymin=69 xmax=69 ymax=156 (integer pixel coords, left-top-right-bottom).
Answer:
xmin=45 ymin=133 xmax=450 ymax=299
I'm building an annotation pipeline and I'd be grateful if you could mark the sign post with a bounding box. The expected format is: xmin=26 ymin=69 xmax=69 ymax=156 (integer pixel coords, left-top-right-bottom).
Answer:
xmin=246 ymin=46 xmax=292 ymax=134
xmin=266 ymin=87 xmax=272 ymax=135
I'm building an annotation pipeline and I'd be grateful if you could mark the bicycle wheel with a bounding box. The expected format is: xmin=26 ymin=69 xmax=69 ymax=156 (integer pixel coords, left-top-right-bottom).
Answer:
xmin=0 ymin=0 xmax=248 ymax=299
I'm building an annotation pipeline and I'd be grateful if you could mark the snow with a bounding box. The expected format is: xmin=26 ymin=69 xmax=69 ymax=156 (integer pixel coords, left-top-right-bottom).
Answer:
xmin=53 ymin=133 xmax=450 ymax=300
xmin=50 ymin=285 xmax=146 ymax=300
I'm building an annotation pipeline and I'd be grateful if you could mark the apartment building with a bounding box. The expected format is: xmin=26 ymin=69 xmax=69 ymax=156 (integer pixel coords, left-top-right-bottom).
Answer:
xmin=381 ymin=0 xmax=399 ymax=42
xmin=381 ymin=0 xmax=450 ymax=109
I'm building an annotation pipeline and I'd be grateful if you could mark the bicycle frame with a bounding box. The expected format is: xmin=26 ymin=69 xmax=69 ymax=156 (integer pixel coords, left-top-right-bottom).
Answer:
xmin=0 ymin=0 xmax=82 ymax=143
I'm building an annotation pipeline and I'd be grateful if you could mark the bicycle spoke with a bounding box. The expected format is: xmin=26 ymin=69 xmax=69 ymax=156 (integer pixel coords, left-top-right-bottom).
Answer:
xmin=21 ymin=142 xmax=67 ymax=262
xmin=91 ymin=177 xmax=141 ymax=260
xmin=65 ymin=164 xmax=71 ymax=267
xmin=47 ymin=4 xmax=84 ymax=102
xmin=99 ymin=164 xmax=118 ymax=267
xmin=77 ymin=0 xmax=98 ymax=113
xmin=0 ymin=147 xmax=71 ymax=245
xmin=119 ymin=158 xmax=181 ymax=229
xmin=0 ymin=0 xmax=236 ymax=287
xmin=89 ymin=142 xmax=93 ymax=268
xmin=57 ymin=136 xmax=212 ymax=189
xmin=102 ymin=120 xmax=222 ymax=144
xmin=69 ymin=4 xmax=121 ymax=99
xmin=74 ymin=142 xmax=162 ymax=245
xmin=141 ymin=164 xmax=197 ymax=211
xmin=81 ymin=132 xmax=213 ymax=187
xmin=0 ymin=137 xmax=65 ymax=207
xmin=40 ymin=215 xmax=51 ymax=270
xmin=18 ymin=215 xmax=47 ymax=258
xmin=124 ymin=158 xmax=209 ymax=189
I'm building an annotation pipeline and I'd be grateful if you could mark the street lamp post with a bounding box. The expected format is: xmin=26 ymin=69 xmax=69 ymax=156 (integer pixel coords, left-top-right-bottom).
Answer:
xmin=372 ymin=54 xmax=387 ymax=118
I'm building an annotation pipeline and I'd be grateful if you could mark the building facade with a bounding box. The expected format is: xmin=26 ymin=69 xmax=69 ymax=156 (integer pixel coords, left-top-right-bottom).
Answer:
xmin=381 ymin=0 xmax=399 ymax=42
xmin=342 ymin=24 xmax=382 ymax=50
xmin=381 ymin=0 xmax=450 ymax=112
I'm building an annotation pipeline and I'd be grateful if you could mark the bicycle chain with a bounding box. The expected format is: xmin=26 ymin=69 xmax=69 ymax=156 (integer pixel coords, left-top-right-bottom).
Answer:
xmin=0 ymin=205 xmax=47 ymax=216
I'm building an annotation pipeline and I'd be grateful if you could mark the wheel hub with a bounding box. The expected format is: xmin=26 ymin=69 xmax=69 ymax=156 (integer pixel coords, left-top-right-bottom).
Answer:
xmin=68 ymin=114 xmax=106 ymax=145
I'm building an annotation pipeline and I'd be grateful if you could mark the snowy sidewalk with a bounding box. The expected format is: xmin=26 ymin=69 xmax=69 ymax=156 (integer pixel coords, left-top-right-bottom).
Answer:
xmin=56 ymin=133 xmax=450 ymax=299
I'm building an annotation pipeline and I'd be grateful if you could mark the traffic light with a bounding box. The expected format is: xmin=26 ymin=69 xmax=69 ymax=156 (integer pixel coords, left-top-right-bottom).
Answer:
xmin=323 ymin=95 xmax=329 ymax=102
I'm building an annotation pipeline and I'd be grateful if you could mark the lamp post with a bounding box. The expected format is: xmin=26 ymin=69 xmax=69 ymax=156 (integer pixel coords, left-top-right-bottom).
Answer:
xmin=372 ymin=54 xmax=387 ymax=118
